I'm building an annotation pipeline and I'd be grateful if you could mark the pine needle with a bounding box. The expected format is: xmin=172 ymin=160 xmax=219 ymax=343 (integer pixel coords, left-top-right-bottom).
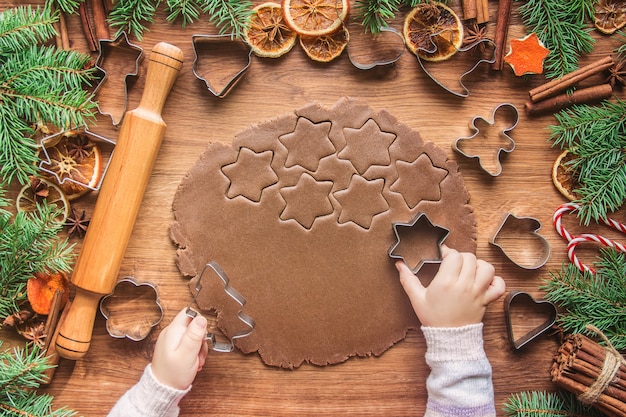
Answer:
xmin=503 ymin=390 xmax=605 ymax=417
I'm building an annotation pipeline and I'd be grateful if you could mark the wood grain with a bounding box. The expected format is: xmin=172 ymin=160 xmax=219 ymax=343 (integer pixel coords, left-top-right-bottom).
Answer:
xmin=1 ymin=0 xmax=625 ymax=415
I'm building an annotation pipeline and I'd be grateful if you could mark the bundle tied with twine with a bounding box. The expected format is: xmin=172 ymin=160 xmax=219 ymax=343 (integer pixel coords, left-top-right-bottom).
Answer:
xmin=551 ymin=325 xmax=626 ymax=416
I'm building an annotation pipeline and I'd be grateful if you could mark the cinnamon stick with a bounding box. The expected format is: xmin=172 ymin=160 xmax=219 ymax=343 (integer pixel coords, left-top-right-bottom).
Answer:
xmin=525 ymin=84 xmax=613 ymax=116
xmin=552 ymin=373 xmax=626 ymax=417
xmin=528 ymin=56 xmax=614 ymax=102
xmin=57 ymin=12 xmax=70 ymax=50
xmin=492 ymin=0 xmax=512 ymax=70
xmin=89 ymin=0 xmax=110 ymax=41
xmin=462 ymin=0 xmax=477 ymax=20
xmin=475 ymin=0 xmax=489 ymax=24
xmin=78 ymin=2 xmax=98 ymax=52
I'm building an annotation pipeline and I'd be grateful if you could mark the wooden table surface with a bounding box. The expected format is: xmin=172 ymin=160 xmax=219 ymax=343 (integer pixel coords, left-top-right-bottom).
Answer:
xmin=2 ymin=0 xmax=625 ymax=415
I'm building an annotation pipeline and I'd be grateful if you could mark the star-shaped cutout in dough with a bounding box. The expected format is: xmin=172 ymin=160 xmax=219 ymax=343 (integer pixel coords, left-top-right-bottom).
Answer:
xmin=222 ymin=148 xmax=278 ymax=202
xmin=503 ymin=32 xmax=550 ymax=76
xmin=338 ymin=119 xmax=396 ymax=175
xmin=279 ymin=173 xmax=334 ymax=229
xmin=333 ymin=176 xmax=389 ymax=229
xmin=390 ymin=154 xmax=448 ymax=208
xmin=388 ymin=213 xmax=449 ymax=273
xmin=279 ymin=118 xmax=335 ymax=171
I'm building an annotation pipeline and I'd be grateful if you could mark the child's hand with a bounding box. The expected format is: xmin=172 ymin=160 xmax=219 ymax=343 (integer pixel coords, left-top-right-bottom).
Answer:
xmin=396 ymin=245 xmax=505 ymax=327
xmin=151 ymin=308 xmax=209 ymax=390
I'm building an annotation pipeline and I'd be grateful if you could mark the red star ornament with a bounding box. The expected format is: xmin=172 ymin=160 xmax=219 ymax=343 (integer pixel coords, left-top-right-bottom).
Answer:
xmin=504 ymin=32 xmax=550 ymax=76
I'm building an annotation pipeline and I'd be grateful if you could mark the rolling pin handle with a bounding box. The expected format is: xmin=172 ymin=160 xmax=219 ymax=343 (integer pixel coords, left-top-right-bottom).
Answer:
xmin=54 ymin=289 xmax=101 ymax=360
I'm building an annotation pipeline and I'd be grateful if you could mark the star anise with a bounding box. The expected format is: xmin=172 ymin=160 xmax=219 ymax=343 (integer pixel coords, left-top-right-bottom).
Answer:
xmin=463 ymin=23 xmax=490 ymax=53
xmin=18 ymin=320 xmax=47 ymax=348
xmin=66 ymin=133 xmax=95 ymax=160
xmin=65 ymin=206 xmax=91 ymax=238
xmin=29 ymin=176 xmax=50 ymax=200
xmin=2 ymin=310 xmax=34 ymax=327
xmin=606 ymin=58 xmax=626 ymax=88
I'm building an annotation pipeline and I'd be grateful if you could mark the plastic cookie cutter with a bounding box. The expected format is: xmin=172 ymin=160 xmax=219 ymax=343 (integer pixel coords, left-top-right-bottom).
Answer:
xmin=346 ymin=25 xmax=405 ymax=70
xmin=388 ymin=212 xmax=450 ymax=273
xmin=192 ymin=34 xmax=253 ymax=98
xmin=553 ymin=202 xmax=626 ymax=274
xmin=99 ymin=277 xmax=164 ymax=341
xmin=185 ymin=261 xmax=255 ymax=352
xmin=490 ymin=212 xmax=551 ymax=269
xmin=416 ymin=29 xmax=497 ymax=97
xmin=92 ymin=31 xmax=144 ymax=125
xmin=504 ymin=290 xmax=558 ymax=350
xmin=453 ymin=103 xmax=519 ymax=176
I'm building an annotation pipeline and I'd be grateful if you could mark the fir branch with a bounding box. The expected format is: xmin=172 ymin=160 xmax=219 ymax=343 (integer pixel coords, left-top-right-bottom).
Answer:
xmin=201 ymin=0 xmax=253 ymax=39
xmin=517 ymin=0 xmax=595 ymax=79
xmin=549 ymin=100 xmax=626 ymax=224
xmin=166 ymin=0 xmax=203 ymax=27
xmin=108 ymin=0 xmax=160 ymax=41
xmin=503 ymin=390 xmax=605 ymax=417
xmin=0 ymin=203 xmax=74 ymax=322
xmin=0 ymin=6 xmax=58 ymax=55
xmin=540 ymin=248 xmax=626 ymax=350
xmin=354 ymin=0 xmax=431 ymax=33
xmin=47 ymin=0 xmax=83 ymax=16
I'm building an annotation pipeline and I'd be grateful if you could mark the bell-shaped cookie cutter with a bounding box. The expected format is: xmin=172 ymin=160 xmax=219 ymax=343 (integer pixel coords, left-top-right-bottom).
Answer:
xmin=415 ymin=30 xmax=497 ymax=98
xmin=92 ymin=31 xmax=144 ymax=126
xmin=347 ymin=26 xmax=405 ymax=70
xmin=453 ymin=103 xmax=519 ymax=176
xmin=388 ymin=212 xmax=450 ymax=273
xmin=504 ymin=290 xmax=557 ymax=350
xmin=490 ymin=212 xmax=551 ymax=269
xmin=192 ymin=34 xmax=253 ymax=99
xmin=186 ymin=261 xmax=255 ymax=352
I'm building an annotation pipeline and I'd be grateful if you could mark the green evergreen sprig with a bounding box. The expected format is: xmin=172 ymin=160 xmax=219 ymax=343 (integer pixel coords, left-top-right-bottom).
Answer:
xmin=47 ymin=0 xmax=83 ymax=15
xmin=0 ymin=341 xmax=77 ymax=416
xmin=517 ymin=0 xmax=595 ymax=79
xmin=540 ymin=248 xmax=626 ymax=350
xmin=503 ymin=390 xmax=604 ymax=417
xmin=108 ymin=0 xmax=160 ymax=41
xmin=354 ymin=0 xmax=431 ymax=34
xmin=200 ymin=0 xmax=252 ymax=38
xmin=549 ymin=100 xmax=626 ymax=225
xmin=0 ymin=202 xmax=74 ymax=322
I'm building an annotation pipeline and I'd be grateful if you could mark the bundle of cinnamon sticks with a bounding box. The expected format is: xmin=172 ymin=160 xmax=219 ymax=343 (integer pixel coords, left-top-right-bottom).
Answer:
xmin=551 ymin=332 xmax=626 ymax=416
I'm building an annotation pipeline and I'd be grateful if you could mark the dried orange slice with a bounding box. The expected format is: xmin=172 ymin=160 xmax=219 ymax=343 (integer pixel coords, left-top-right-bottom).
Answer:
xmin=594 ymin=0 xmax=626 ymax=34
xmin=282 ymin=0 xmax=349 ymax=37
xmin=40 ymin=131 xmax=102 ymax=201
xmin=552 ymin=150 xmax=580 ymax=201
xmin=245 ymin=2 xmax=298 ymax=58
xmin=299 ymin=25 xmax=348 ymax=62
xmin=27 ymin=271 xmax=70 ymax=315
xmin=403 ymin=2 xmax=464 ymax=62
xmin=16 ymin=177 xmax=70 ymax=223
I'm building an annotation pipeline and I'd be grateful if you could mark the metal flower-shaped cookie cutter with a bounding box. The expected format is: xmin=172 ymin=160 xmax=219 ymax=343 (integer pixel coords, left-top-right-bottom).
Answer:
xmin=388 ymin=212 xmax=450 ymax=273
xmin=99 ymin=277 xmax=163 ymax=341
xmin=453 ymin=103 xmax=519 ymax=176
xmin=192 ymin=34 xmax=253 ymax=98
xmin=504 ymin=290 xmax=557 ymax=350
xmin=186 ymin=261 xmax=255 ymax=352
xmin=490 ymin=212 xmax=551 ymax=269
xmin=93 ymin=31 xmax=144 ymax=125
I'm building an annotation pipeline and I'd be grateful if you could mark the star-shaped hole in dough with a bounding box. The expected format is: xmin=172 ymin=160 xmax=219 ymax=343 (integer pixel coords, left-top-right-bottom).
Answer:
xmin=503 ymin=32 xmax=550 ymax=76
xmin=388 ymin=213 xmax=449 ymax=273
xmin=338 ymin=119 xmax=396 ymax=175
xmin=333 ymin=175 xmax=389 ymax=229
xmin=221 ymin=148 xmax=278 ymax=202
xmin=279 ymin=117 xmax=335 ymax=171
xmin=390 ymin=154 xmax=448 ymax=208
xmin=279 ymin=173 xmax=334 ymax=229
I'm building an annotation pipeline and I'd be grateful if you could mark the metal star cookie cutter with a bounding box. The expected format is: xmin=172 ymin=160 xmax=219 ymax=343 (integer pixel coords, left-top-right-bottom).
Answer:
xmin=346 ymin=26 xmax=405 ymax=70
xmin=504 ymin=290 xmax=557 ymax=350
xmin=415 ymin=29 xmax=497 ymax=97
xmin=192 ymin=34 xmax=253 ymax=99
xmin=99 ymin=277 xmax=164 ymax=341
xmin=186 ymin=261 xmax=255 ymax=353
xmin=388 ymin=212 xmax=450 ymax=273
xmin=93 ymin=31 xmax=144 ymax=125
xmin=453 ymin=103 xmax=519 ymax=176
xmin=490 ymin=212 xmax=551 ymax=270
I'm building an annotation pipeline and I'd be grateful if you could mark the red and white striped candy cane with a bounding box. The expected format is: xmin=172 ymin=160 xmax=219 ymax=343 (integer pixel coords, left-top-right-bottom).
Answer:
xmin=553 ymin=203 xmax=626 ymax=274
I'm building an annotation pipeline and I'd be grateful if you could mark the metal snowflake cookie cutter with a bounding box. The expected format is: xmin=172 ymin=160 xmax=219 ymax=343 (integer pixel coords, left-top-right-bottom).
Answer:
xmin=388 ymin=212 xmax=450 ymax=274
xmin=346 ymin=25 xmax=405 ymax=70
xmin=453 ymin=103 xmax=519 ymax=176
xmin=490 ymin=212 xmax=551 ymax=269
xmin=186 ymin=261 xmax=255 ymax=353
xmin=415 ymin=29 xmax=497 ymax=97
xmin=38 ymin=128 xmax=116 ymax=193
xmin=99 ymin=277 xmax=164 ymax=341
xmin=93 ymin=31 xmax=144 ymax=125
xmin=192 ymin=34 xmax=253 ymax=99
xmin=504 ymin=290 xmax=557 ymax=350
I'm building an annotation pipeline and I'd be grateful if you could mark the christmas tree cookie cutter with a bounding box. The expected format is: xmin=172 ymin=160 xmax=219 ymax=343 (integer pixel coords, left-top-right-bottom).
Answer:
xmin=388 ymin=212 xmax=450 ymax=273
xmin=92 ymin=31 xmax=144 ymax=125
xmin=504 ymin=290 xmax=557 ymax=350
xmin=185 ymin=261 xmax=255 ymax=352
xmin=453 ymin=103 xmax=519 ymax=176
xmin=490 ymin=212 xmax=551 ymax=270
xmin=191 ymin=34 xmax=253 ymax=98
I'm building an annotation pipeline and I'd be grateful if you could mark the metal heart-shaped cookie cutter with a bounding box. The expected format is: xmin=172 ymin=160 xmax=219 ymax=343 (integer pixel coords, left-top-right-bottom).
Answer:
xmin=490 ymin=212 xmax=551 ymax=269
xmin=504 ymin=290 xmax=557 ymax=350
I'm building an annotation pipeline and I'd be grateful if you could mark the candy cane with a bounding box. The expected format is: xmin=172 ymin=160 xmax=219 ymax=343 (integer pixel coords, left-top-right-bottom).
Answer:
xmin=553 ymin=203 xmax=626 ymax=274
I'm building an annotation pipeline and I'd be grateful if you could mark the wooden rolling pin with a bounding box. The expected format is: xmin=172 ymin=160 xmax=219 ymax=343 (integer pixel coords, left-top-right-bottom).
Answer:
xmin=55 ymin=42 xmax=183 ymax=360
